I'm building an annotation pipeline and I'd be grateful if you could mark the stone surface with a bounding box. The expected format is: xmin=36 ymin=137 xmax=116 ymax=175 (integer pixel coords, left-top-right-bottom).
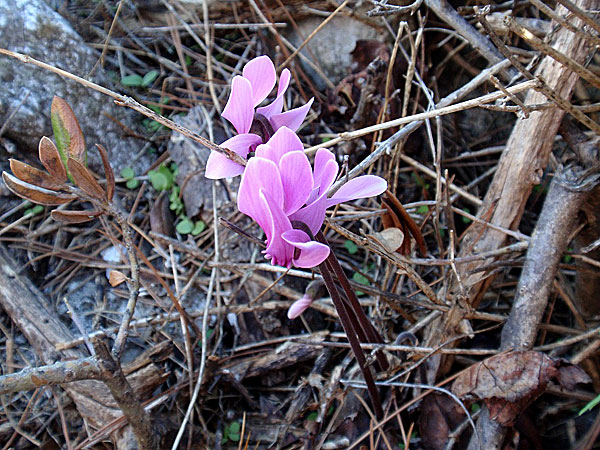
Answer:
xmin=286 ymin=13 xmax=381 ymax=90
xmin=0 ymin=0 xmax=149 ymax=173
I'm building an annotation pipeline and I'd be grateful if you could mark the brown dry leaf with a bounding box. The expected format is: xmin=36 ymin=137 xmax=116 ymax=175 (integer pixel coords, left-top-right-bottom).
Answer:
xmin=382 ymin=191 xmax=427 ymax=256
xmin=51 ymin=209 xmax=103 ymax=224
xmin=419 ymin=394 xmax=466 ymax=450
xmin=150 ymin=193 xmax=175 ymax=237
xmin=67 ymin=158 xmax=106 ymax=201
xmin=452 ymin=351 xmax=590 ymax=426
xmin=38 ymin=136 xmax=67 ymax=183
xmin=95 ymin=144 xmax=115 ymax=202
xmin=108 ymin=270 xmax=128 ymax=287
xmin=2 ymin=172 xmax=76 ymax=206
xmin=51 ymin=96 xmax=86 ymax=162
xmin=9 ymin=159 xmax=62 ymax=191
xmin=371 ymin=227 xmax=404 ymax=253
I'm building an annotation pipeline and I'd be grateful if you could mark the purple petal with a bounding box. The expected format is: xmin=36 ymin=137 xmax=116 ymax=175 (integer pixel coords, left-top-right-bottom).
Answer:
xmin=260 ymin=189 xmax=294 ymax=267
xmin=269 ymin=98 xmax=314 ymax=132
xmin=316 ymin=159 xmax=339 ymax=197
xmin=205 ymin=133 xmax=261 ymax=179
xmin=256 ymin=68 xmax=291 ymax=119
xmin=326 ymin=175 xmax=388 ymax=207
xmin=287 ymin=295 xmax=314 ymax=319
xmin=282 ymin=229 xmax=330 ymax=268
xmin=256 ymin=126 xmax=304 ymax=165
xmin=242 ymin=56 xmax=276 ymax=107
xmin=289 ymin=196 xmax=327 ymax=235
xmin=238 ymin=157 xmax=283 ymax=232
xmin=279 ymin=151 xmax=313 ymax=215
xmin=222 ymin=76 xmax=255 ymax=134
xmin=313 ymin=149 xmax=337 ymax=192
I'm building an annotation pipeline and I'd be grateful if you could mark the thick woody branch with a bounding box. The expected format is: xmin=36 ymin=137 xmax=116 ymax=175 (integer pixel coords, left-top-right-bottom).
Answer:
xmin=0 ymin=356 xmax=101 ymax=394
xmin=93 ymin=339 xmax=160 ymax=450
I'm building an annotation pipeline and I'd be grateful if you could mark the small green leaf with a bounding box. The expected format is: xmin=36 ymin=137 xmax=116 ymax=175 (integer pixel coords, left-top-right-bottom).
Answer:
xmin=192 ymin=221 xmax=206 ymax=236
xmin=461 ymin=208 xmax=472 ymax=224
xmin=120 ymin=167 xmax=134 ymax=179
xmin=184 ymin=54 xmax=192 ymax=67
xmin=228 ymin=422 xmax=240 ymax=434
xmin=344 ymin=239 xmax=358 ymax=254
xmin=579 ymin=393 xmax=600 ymax=415
xmin=176 ymin=217 xmax=194 ymax=234
xmin=471 ymin=403 xmax=481 ymax=413
xmin=121 ymin=74 xmax=143 ymax=87
xmin=141 ymin=70 xmax=159 ymax=87
xmin=126 ymin=178 xmax=140 ymax=189
xmin=417 ymin=205 xmax=429 ymax=214
xmin=148 ymin=170 xmax=169 ymax=191
xmin=352 ymin=272 xmax=369 ymax=296
xmin=306 ymin=411 xmax=318 ymax=421
xmin=563 ymin=254 xmax=573 ymax=263
xmin=31 ymin=205 xmax=44 ymax=215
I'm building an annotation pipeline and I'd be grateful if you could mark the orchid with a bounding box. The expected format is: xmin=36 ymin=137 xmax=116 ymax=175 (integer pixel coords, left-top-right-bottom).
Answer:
xmin=237 ymin=126 xmax=387 ymax=269
xmin=205 ymin=55 xmax=314 ymax=180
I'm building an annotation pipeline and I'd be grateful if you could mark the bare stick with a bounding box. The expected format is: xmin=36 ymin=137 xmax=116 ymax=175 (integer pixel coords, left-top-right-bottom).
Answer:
xmin=0 ymin=357 xmax=101 ymax=394
xmin=424 ymin=0 xmax=517 ymax=79
xmin=93 ymin=339 xmax=160 ymax=450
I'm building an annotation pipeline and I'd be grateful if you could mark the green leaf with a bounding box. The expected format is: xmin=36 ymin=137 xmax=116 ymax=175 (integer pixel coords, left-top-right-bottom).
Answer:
xmin=471 ymin=403 xmax=481 ymax=413
xmin=461 ymin=208 xmax=472 ymax=224
xmin=228 ymin=422 xmax=240 ymax=434
xmin=352 ymin=272 xmax=369 ymax=297
xmin=579 ymin=393 xmax=600 ymax=415
xmin=184 ymin=54 xmax=192 ymax=67
xmin=306 ymin=411 xmax=318 ymax=421
xmin=176 ymin=217 xmax=194 ymax=234
xmin=148 ymin=170 xmax=169 ymax=191
xmin=344 ymin=239 xmax=358 ymax=254
xmin=141 ymin=70 xmax=159 ymax=87
xmin=121 ymin=74 xmax=144 ymax=87
xmin=417 ymin=205 xmax=429 ymax=214
xmin=31 ymin=205 xmax=44 ymax=215
xmin=126 ymin=178 xmax=140 ymax=189
xmin=192 ymin=221 xmax=206 ymax=236
xmin=120 ymin=167 xmax=134 ymax=179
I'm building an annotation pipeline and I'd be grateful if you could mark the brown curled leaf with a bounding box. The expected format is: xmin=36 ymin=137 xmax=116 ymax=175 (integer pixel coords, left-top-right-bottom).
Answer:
xmin=39 ymin=136 xmax=67 ymax=183
xmin=108 ymin=270 xmax=128 ymax=287
xmin=95 ymin=144 xmax=115 ymax=202
xmin=51 ymin=96 xmax=86 ymax=163
xmin=67 ymin=158 xmax=106 ymax=201
xmin=384 ymin=190 xmax=427 ymax=256
xmin=51 ymin=209 xmax=103 ymax=224
xmin=452 ymin=351 xmax=591 ymax=426
xmin=9 ymin=159 xmax=63 ymax=191
xmin=2 ymin=172 xmax=76 ymax=206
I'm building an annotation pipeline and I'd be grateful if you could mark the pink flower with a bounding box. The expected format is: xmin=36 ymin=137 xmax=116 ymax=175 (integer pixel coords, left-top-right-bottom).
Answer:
xmin=237 ymin=127 xmax=387 ymax=268
xmin=205 ymin=55 xmax=314 ymax=179
xmin=287 ymin=295 xmax=314 ymax=319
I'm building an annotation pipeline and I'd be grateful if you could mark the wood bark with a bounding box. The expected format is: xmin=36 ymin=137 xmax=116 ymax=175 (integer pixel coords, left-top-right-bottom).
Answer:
xmin=423 ymin=0 xmax=596 ymax=380
xmin=0 ymin=245 xmax=165 ymax=447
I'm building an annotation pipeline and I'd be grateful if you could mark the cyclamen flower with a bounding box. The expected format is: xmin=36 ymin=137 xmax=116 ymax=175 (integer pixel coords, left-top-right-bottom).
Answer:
xmin=206 ymin=55 xmax=314 ymax=179
xmin=238 ymin=127 xmax=387 ymax=269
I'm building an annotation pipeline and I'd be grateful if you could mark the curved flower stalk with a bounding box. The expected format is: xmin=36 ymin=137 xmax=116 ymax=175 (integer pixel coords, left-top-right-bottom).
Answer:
xmin=237 ymin=126 xmax=387 ymax=269
xmin=206 ymin=55 xmax=314 ymax=179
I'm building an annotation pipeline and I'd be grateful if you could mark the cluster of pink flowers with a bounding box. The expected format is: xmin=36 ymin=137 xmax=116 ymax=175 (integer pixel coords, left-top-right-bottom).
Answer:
xmin=206 ymin=55 xmax=387 ymax=272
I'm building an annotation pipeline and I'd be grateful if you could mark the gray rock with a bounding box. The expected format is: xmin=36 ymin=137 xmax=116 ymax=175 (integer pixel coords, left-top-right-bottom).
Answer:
xmin=286 ymin=13 xmax=381 ymax=90
xmin=168 ymin=106 xmax=229 ymax=217
xmin=0 ymin=0 xmax=149 ymax=173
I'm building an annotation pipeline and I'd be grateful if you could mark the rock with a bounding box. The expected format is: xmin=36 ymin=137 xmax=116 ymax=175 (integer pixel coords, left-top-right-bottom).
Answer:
xmin=0 ymin=0 xmax=149 ymax=174
xmin=286 ymin=11 xmax=382 ymax=90
xmin=167 ymin=106 xmax=229 ymax=217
